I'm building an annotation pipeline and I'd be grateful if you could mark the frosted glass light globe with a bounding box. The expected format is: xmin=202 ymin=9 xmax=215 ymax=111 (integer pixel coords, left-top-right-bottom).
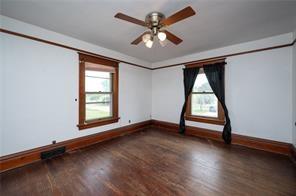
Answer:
xmin=157 ymin=32 xmax=166 ymax=41
xmin=145 ymin=39 xmax=153 ymax=48
xmin=142 ymin=33 xmax=151 ymax=43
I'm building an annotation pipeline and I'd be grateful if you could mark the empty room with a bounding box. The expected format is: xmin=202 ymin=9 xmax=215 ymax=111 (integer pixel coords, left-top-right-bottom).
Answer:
xmin=0 ymin=0 xmax=296 ymax=195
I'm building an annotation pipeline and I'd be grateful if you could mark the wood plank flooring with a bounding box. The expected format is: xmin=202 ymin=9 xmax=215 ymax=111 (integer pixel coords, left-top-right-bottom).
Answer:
xmin=1 ymin=128 xmax=296 ymax=196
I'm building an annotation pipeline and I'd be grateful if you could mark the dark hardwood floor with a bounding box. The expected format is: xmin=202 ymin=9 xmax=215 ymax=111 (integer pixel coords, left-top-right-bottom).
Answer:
xmin=1 ymin=128 xmax=296 ymax=196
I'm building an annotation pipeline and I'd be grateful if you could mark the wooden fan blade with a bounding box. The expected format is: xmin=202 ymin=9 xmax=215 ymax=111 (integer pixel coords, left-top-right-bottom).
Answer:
xmin=131 ymin=32 xmax=149 ymax=45
xmin=162 ymin=6 xmax=196 ymax=26
xmin=164 ymin=30 xmax=183 ymax=45
xmin=114 ymin=13 xmax=146 ymax=27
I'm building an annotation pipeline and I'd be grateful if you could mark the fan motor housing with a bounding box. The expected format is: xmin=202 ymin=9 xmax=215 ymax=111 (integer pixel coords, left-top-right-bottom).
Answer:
xmin=145 ymin=12 xmax=165 ymax=29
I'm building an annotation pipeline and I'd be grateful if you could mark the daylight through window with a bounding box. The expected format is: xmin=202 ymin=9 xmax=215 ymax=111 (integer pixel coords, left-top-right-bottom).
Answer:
xmin=185 ymin=68 xmax=225 ymax=125
xmin=78 ymin=54 xmax=119 ymax=130
xmin=191 ymin=71 xmax=218 ymax=118
xmin=85 ymin=70 xmax=112 ymax=121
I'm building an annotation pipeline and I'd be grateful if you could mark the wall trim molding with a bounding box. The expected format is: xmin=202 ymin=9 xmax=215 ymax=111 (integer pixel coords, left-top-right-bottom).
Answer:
xmin=292 ymin=145 xmax=296 ymax=164
xmin=0 ymin=28 xmax=151 ymax=70
xmin=1 ymin=28 xmax=295 ymax=71
xmin=1 ymin=119 xmax=295 ymax=172
xmin=152 ymin=38 xmax=296 ymax=70
xmin=151 ymin=119 xmax=294 ymax=157
xmin=0 ymin=120 xmax=151 ymax=173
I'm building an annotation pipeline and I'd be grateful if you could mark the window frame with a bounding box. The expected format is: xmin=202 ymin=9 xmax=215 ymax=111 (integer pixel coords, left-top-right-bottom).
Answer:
xmin=77 ymin=53 xmax=119 ymax=130
xmin=184 ymin=64 xmax=225 ymax=125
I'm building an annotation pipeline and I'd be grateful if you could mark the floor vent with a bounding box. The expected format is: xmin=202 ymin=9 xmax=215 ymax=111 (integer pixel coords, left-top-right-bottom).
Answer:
xmin=40 ymin=146 xmax=66 ymax=160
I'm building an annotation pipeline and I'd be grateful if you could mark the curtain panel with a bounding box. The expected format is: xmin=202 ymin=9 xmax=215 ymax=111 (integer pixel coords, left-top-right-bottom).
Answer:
xmin=179 ymin=61 xmax=232 ymax=144
xmin=203 ymin=62 xmax=232 ymax=144
xmin=179 ymin=67 xmax=200 ymax=134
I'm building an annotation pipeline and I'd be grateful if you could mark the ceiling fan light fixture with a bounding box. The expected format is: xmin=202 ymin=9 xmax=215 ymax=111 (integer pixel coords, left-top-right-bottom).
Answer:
xmin=159 ymin=39 xmax=167 ymax=47
xmin=157 ymin=31 xmax=166 ymax=41
xmin=115 ymin=6 xmax=194 ymax=46
xmin=145 ymin=39 xmax=153 ymax=48
xmin=142 ymin=33 xmax=151 ymax=43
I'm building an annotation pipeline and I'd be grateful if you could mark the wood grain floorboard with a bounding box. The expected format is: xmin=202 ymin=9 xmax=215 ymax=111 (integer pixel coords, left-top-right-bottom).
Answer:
xmin=0 ymin=128 xmax=295 ymax=196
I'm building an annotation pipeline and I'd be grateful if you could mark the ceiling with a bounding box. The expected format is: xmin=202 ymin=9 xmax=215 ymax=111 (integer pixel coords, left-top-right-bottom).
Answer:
xmin=1 ymin=0 xmax=296 ymax=63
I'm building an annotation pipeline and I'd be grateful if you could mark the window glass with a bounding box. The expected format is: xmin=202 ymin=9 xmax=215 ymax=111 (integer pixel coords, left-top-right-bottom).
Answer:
xmin=191 ymin=71 xmax=218 ymax=118
xmin=85 ymin=94 xmax=111 ymax=103
xmin=85 ymin=70 xmax=112 ymax=121
xmin=191 ymin=94 xmax=218 ymax=118
xmin=86 ymin=102 xmax=112 ymax=121
xmin=85 ymin=71 xmax=111 ymax=92
xmin=192 ymin=73 xmax=212 ymax=92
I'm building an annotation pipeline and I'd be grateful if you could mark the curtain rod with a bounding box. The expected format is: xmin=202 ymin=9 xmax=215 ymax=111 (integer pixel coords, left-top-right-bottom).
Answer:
xmin=185 ymin=58 xmax=226 ymax=68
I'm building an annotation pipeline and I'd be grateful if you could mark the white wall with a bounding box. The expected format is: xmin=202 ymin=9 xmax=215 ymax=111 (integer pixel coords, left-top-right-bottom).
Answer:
xmin=0 ymin=18 xmax=152 ymax=156
xmin=152 ymin=33 xmax=293 ymax=69
xmin=152 ymin=35 xmax=294 ymax=143
xmin=0 ymin=28 xmax=3 ymax=156
xmin=1 ymin=15 xmax=151 ymax=68
xmin=1 ymin=15 xmax=295 ymax=157
xmin=292 ymin=30 xmax=296 ymax=147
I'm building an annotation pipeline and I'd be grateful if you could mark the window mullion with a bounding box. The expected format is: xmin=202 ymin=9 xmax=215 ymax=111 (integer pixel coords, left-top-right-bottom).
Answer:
xmin=192 ymin=92 xmax=214 ymax=94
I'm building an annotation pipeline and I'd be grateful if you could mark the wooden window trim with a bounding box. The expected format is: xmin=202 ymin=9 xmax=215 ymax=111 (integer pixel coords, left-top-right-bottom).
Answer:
xmin=77 ymin=53 xmax=119 ymax=130
xmin=186 ymin=58 xmax=226 ymax=68
xmin=185 ymin=62 xmax=226 ymax=125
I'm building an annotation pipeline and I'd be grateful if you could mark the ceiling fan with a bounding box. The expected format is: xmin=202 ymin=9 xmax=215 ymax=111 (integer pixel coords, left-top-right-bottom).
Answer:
xmin=114 ymin=6 xmax=196 ymax=48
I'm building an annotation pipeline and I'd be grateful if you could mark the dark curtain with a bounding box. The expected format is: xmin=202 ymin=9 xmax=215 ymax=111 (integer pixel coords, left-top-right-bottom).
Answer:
xmin=203 ymin=62 xmax=232 ymax=144
xmin=179 ymin=67 xmax=200 ymax=134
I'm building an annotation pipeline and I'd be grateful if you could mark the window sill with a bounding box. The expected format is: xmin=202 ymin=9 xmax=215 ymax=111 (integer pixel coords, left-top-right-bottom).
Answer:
xmin=185 ymin=115 xmax=225 ymax=125
xmin=77 ymin=117 xmax=120 ymax=130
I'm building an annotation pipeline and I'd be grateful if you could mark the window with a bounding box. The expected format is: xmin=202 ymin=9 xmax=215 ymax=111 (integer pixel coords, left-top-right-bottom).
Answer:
xmin=185 ymin=68 xmax=225 ymax=125
xmin=78 ymin=53 xmax=119 ymax=130
xmin=85 ymin=70 xmax=112 ymax=121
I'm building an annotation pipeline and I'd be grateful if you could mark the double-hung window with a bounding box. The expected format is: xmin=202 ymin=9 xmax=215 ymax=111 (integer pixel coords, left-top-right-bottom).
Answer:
xmin=185 ymin=68 xmax=225 ymax=125
xmin=78 ymin=53 xmax=119 ymax=130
